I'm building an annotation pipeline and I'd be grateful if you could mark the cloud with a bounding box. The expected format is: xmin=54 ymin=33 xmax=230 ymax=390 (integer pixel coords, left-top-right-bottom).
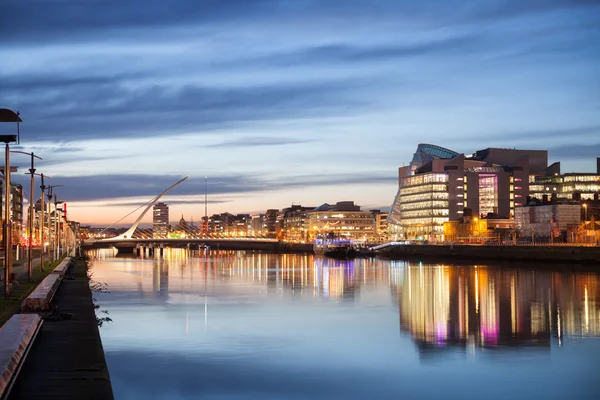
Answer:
xmin=10 ymin=171 xmax=396 ymax=202
xmin=494 ymin=126 xmax=600 ymax=141
xmin=206 ymin=136 xmax=312 ymax=148
xmin=548 ymin=143 xmax=600 ymax=159
xmin=238 ymin=35 xmax=479 ymax=68
xmin=0 ymin=0 xmax=271 ymax=44
xmin=2 ymin=0 xmax=598 ymax=46
xmin=1 ymin=78 xmax=373 ymax=142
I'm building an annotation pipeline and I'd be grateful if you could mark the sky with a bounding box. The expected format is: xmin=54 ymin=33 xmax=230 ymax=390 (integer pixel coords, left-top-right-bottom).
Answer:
xmin=1 ymin=0 xmax=599 ymax=227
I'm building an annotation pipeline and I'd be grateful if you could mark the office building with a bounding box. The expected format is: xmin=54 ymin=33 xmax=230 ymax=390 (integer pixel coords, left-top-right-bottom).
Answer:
xmin=281 ymin=204 xmax=314 ymax=242
xmin=372 ymin=210 xmax=388 ymax=242
xmin=307 ymin=201 xmax=375 ymax=242
xmin=388 ymin=144 xmax=555 ymax=241
xmin=153 ymin=202 xmax=169 ymax=238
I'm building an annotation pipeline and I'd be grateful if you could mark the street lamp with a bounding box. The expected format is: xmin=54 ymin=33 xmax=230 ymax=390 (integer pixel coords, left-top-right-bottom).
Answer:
xmin=37 ymin=173 xmax=50 ymax=270
xmin=54 ymin=196 xmax=65 ymax=259
xmin=0 ymin=108 xmax=21 ymax=298
xmin=12 ymin=150 xmax=42 ymax=281
xmin=47 ymin=185 xmax=63 ymax=261
xmin=583 ymin=203 xmax=588 ymax=221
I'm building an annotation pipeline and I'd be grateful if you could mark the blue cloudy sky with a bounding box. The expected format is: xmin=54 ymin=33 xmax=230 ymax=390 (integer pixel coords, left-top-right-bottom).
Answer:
xmin=1 ymin=0 xmax=599 ymax=226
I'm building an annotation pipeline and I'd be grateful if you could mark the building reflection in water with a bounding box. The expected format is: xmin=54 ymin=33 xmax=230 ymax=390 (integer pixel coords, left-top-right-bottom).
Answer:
xmin=87 ymin=248 xmax=600 ymax=355
xmin=390 ymin=262 xmax=600 ymax=354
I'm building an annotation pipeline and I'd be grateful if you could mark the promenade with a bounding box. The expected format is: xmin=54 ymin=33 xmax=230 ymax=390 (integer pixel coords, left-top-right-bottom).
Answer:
xmin=1 ymin=256 xmax=113 ymax=400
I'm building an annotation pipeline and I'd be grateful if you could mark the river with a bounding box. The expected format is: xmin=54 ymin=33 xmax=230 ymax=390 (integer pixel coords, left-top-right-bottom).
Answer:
xmin=87 ymin=248 xmax=600 ymax=400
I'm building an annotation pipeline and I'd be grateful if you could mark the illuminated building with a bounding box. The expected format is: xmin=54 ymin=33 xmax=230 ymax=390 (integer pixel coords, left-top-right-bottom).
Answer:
xmin=265 ymin=209 xmax=280 ymax=238
xmin=373 ymin=211 xmax=388 ymax=242
xmin=529 ymin=158 xmax=600 ymax=225
xmin=0 ymin=183 xmax=23 ymax=242
xmin=152 ymin=202 xmax=169 ymax=238
xmin=388 ymin=144 xmax=553 ymax=241
xmin=281 ymin=205 xmax=314 ymax=242
xmin=306 ymin=201 xmax=375 ymax=241
xmin=248 ymin=214 xmax=266 ymax=237
xmin=529 ymin=157 xmax=600 ymax=201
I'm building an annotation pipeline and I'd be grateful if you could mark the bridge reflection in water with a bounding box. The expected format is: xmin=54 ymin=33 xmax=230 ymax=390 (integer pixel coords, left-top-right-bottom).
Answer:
xmin=89 ymin=248 xmax=600 ymax=353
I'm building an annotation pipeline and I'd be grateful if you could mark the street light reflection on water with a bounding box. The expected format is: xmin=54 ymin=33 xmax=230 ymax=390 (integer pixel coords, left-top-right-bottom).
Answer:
xmin=88 ymin=248 xmax=600 ymax=400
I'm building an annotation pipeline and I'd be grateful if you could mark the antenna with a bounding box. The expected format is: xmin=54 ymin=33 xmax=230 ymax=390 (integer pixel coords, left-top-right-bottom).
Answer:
xmin=204 ymin=176 xmax=208 ymax=234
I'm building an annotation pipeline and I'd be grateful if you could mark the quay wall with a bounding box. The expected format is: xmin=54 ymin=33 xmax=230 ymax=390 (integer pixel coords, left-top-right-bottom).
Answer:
xmin=9 ymin=257 xmax=114 ymax=399
xmin=378 ymin=244 xmax=600 ymax=265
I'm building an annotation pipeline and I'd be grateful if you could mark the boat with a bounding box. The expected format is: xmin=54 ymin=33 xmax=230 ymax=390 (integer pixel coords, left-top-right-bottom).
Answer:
xmin=314 ymin=236 xmax=357 ymax=260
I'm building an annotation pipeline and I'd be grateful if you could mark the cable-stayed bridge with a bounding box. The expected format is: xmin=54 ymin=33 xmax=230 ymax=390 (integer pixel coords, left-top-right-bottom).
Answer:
xmin=82 ymin=177 xmax=312 ymax=253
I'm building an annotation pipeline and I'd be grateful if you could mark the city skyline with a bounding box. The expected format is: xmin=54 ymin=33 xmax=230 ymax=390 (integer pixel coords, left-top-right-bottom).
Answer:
xmin=1 ymin=0 xmax=599 ymax=226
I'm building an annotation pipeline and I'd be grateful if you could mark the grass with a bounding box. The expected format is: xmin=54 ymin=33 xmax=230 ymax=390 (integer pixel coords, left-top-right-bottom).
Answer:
xmin=0 ymin=257 xmax=67 ymax=327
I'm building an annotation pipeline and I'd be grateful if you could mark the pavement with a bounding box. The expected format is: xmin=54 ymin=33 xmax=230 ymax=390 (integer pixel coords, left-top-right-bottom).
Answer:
xmin=8 ymin=257 xmax=114 ymax=400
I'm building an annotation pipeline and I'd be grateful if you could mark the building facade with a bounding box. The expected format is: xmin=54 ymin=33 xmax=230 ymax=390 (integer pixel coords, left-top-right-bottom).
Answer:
xmin=373 ymin=211 xmax=388 ymax=242
xmin=515 ymin=200 xmax=581 ymax=242
xmin=0 ymin=183 xmax=24 ymax=242
xmin=389 ymin=144 xmax=553 ymax=242
xmin=307 ymin=201 xmax=375 ymax=242
xmin=152 ymin=202 xmax=169 ymax=238
xmin=281 ymin=205 xmax=314 ymax=242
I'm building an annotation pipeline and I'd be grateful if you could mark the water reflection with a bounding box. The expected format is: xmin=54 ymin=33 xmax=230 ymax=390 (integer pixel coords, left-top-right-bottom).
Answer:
xmin=87 ymin=249 xmax=600 ymax=400
xmin=389 ymin=262 xmax=600 ymax=354
xmin=90 ymin=248 xmax=600 ymax=346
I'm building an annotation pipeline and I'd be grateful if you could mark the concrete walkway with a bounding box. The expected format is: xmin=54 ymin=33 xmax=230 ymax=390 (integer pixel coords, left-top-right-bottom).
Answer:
xmin=8 ymin=258 xmax=114 ymax=400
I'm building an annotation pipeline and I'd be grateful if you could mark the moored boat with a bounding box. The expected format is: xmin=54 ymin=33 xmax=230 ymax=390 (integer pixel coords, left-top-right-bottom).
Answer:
xmin=314 ymin=236 xmax=357 ymax=259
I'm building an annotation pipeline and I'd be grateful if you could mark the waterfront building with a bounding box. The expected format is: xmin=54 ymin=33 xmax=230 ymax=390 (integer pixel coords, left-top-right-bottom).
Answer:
xmin=529 ymin=157 xmax=600 ymax=224
xmin=265 ymin=209 xmax=280 ymax=238
xmin=306 ymin=201 xmax=375 ymax=242
xmin=372 ymin=210 xmax=388 ymax=242
xmin=153 ymin=202 xmax=169 ymax=238
xmin=514 ymin=198 xmax=581 ymax=242
xmin=281 ymin=205 xmax=314 ymax=242
xmin=208 ymin=212 xmax=235 ymax=235
xmin=529 ymin=159 xmax=600 ymax=202
xmin=388 ymin=144 xmax=554 ymax=242
xmin=443 ymin=210 xmax=515 ymax=243
xmin=248 ymin=214 xmax=266 ymax=237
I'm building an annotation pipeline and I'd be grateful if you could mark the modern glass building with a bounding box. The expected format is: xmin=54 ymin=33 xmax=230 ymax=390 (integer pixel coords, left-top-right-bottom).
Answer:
xmin=388 ymin=144 xmax=551 ymax=242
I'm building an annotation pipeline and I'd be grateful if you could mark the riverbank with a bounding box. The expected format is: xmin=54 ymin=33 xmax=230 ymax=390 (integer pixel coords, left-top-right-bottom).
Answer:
xmin=8 ymin=257 xmax=114 ymax=400
xmin=378 ymin=244 xmax=600 ymax=265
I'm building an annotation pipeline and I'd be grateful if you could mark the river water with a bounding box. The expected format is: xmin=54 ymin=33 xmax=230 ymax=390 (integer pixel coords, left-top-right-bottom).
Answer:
xmin=88 ymin=249 xmax=600 ymax=400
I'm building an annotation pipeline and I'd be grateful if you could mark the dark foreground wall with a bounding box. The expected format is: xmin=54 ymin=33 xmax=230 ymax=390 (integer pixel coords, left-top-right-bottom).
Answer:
xmin=378 ymin=245 xmax=600 ymax=266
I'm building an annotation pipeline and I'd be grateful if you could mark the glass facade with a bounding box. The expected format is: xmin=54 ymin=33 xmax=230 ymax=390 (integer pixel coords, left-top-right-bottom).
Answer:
xmin=529 ymin=174 xmax=600 ymax=201
xmin=397 ymin=172 xmax=449 ymax=241
xmin=388 ymin=144 xmax=459 ymax=239
xmin=478 ymin=174 xmax=498 ymax=216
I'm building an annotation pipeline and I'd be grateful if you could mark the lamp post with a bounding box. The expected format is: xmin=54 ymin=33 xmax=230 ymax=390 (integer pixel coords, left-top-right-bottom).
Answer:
xmin=38 ymin=173 xmax=50 ymax=270
xmin=54 ymin=196 xmax=65 ymax=259
xmin=11 ymin=151 xmax=42 ymax=281
xmin=0 ymin=108 xmax=21 ymax=298
xmin=46 ymin=185 xmax=63 ymax=261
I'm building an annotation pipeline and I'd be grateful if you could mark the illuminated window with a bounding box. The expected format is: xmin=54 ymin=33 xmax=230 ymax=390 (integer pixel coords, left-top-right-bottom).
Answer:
xmin=479 ymin=174 xmax=498 ymax=216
